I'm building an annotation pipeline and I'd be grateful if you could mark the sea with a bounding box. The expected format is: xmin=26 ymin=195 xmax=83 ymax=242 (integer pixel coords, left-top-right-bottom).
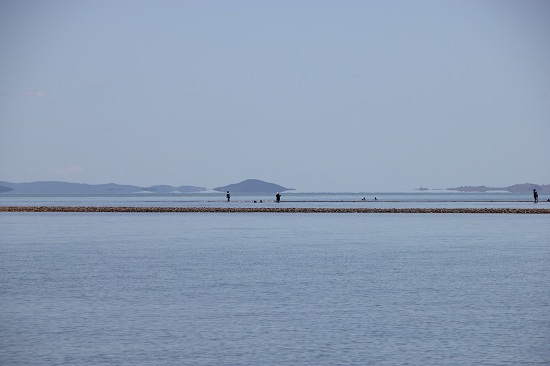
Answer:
xmin=1 ymin=192 xmax=549 ymax=366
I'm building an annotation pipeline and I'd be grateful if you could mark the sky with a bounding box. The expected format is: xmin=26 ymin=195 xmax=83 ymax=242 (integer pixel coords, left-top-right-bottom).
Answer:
xmin=1 ymin=0 xmax=549 ymax=192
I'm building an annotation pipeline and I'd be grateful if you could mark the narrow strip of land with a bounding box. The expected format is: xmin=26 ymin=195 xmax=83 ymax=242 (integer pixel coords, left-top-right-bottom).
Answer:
xmin=1 ymin=206 xmax=549 ymax=214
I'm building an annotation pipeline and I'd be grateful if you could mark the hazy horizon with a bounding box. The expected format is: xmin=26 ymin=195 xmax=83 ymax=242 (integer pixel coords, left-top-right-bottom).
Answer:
xmin=1 ymin=178 xmax=548 ymax=194
xmin=1 ymin=0 xmax=549 ymax=192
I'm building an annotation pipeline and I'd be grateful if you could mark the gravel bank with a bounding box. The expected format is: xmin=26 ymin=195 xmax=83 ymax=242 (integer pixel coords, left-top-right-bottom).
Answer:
xmin=1 ymin=206 xmax=549 ymax=214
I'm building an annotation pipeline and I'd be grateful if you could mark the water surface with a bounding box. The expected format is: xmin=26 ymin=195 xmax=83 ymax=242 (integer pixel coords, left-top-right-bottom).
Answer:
xmin=1 ymin=212 xmax=549 ymax=365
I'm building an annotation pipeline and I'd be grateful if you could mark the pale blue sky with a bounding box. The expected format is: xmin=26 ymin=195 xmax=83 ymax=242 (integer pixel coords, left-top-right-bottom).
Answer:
xmin=1 ymin=0 xmax=549 ymax=192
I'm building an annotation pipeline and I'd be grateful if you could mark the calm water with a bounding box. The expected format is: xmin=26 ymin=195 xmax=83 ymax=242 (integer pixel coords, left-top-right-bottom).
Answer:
xmin=0 ymin=191 xmax=547 ymax=209
xmin=1 ymin=207 xmax=549 ymax=365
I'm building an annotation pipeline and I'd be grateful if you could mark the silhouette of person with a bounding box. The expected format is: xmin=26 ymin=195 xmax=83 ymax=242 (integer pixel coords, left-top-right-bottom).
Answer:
xmin=226 ymin=191 xmax=230 ymax=202
xmin=533 ymin=189 xmax=538 ymax=203
xmin=276 ymin=192 xmax=281 ymax=203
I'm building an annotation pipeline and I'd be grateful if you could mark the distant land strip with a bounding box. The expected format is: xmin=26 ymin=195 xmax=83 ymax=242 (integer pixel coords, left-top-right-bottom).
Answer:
xmin=1 ymin=206 xmax=549 ymax=214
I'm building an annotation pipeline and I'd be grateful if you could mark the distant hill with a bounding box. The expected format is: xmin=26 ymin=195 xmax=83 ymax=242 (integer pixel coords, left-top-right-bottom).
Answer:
xmin=447 ymin=183 xmax=550 ymax=193
xmin=0 ymin=181 xmax=206 ymax=194
xmin=0 ymin=185 xmax=13 ymax=193
xmin=214 ymin=179 xmax=293 ymax=193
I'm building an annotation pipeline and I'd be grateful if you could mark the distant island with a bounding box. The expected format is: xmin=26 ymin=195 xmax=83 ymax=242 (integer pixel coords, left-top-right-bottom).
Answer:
xmin=446 ymin=183 xmax=549 ymax=193
xmin=415 ymin=187 xmax=430 ymax=191
xmin=214 ymin=179 xmax=294 ymax=193
xmin=1 ymin=180 xmax=547 ymax=195
xmin=0 ymin=179 xmax=294 ymax=195
xmin=0 ymin=181 xmax=206 ymax=195
xmin=413 ymin=183 xmax=549 ymax=193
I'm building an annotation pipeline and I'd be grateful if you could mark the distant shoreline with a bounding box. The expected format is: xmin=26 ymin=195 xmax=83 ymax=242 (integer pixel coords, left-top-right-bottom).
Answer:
xmin=1 ymin=206 xmax=549 ymax=214
xmin=2 ymin=180 xmax=549 ymax=195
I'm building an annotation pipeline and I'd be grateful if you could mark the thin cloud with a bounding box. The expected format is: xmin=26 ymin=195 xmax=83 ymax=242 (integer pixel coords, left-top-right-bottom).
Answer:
xmin=0 ymin=90 xmax=47 ymax=97
xmin=21 ymin=90 xmax=47 ymax=97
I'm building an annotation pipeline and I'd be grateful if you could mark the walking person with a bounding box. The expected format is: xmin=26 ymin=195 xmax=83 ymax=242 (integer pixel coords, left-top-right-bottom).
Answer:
xmin=276 ymin=192 xmax=281 ymax=203
xmin=533 ymin=189 xmax=538 ymax=203
xmin=226 ymin=191 xmax=230 ymax=202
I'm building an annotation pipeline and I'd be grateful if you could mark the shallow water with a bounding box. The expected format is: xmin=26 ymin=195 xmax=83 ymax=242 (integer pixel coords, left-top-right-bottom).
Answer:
xmin=0 ymin=191 xmax=547 ymax=209
xmin=1 ymin=212 xmax=549 ymax=365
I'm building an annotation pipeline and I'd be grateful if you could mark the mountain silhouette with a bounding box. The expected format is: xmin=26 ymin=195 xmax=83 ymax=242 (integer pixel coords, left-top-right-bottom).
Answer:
xmin=213 ymin=179 xmax=293 ymax=193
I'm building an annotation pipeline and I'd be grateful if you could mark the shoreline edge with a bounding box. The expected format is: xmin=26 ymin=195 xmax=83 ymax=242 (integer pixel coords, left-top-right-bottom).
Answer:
xmin=1 ymin=206 xmax=549 ymax=214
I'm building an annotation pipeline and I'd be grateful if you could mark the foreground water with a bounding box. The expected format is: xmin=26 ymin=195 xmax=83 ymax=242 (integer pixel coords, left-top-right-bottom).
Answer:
xmin=1 ymin=209 xmax=549 ymax=365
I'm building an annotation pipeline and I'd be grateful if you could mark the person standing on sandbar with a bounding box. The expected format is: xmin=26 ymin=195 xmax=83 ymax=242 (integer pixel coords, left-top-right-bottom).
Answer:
xmin=533 ymin=189 xmax=538 ymax=203
xmin=226 ymin=191 xmax=230 ymax=202
xmin=276 ymin=192 xmax=281 ymax=203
